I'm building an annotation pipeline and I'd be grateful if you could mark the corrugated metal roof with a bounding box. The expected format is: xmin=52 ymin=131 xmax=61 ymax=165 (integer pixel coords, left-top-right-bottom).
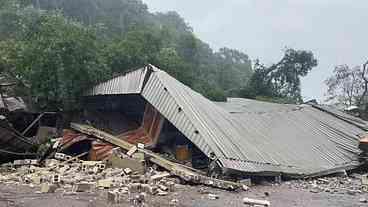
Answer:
xmin=87 ymin=65 xmax=367 ymax=177
xmin=309 ymin=104 xmax=368 ymax=130
xmin=0 ymin=96 xmax=27 ymax=112
xmin=87 ymin=67 xmax=147 ymax=96
xmin=216 ymin=98 xmax=364 ymax=175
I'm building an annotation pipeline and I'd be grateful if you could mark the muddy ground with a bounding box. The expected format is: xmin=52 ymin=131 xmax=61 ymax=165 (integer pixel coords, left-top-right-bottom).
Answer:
xmin=0 ymin=181 xmax=367 ymax=207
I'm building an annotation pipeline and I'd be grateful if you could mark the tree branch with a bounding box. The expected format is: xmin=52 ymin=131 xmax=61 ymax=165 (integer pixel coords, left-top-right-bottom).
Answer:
xmin=358 ymin=60 xmax=368 ymax=107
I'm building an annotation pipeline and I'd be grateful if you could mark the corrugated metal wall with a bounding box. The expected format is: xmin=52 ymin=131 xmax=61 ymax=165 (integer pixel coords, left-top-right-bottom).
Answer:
xmin=87 ymin=68 xmax=147 ymax=96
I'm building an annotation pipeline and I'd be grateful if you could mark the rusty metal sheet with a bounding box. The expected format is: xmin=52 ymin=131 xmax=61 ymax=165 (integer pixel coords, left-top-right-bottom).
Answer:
xmin=118 ymin=103 xmax=164 ymax=147
xmin=89 ymin=141 xmax=114 ymax=161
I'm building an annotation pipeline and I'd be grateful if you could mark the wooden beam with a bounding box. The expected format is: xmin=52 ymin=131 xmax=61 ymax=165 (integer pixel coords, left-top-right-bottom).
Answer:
xmin=22 ymin=113 xmax=44 ymax=135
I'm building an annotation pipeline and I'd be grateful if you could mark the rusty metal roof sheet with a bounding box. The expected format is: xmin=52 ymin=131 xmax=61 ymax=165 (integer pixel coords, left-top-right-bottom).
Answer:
xmin=87 ymin=65 xmax=367 ymax=177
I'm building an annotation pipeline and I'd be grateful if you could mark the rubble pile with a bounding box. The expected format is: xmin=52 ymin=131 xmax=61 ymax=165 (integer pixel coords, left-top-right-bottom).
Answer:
xmin=0 ymin=152 xmax=182 ymax=204
xmin=287 ymin=173 xmax=368 ymax=195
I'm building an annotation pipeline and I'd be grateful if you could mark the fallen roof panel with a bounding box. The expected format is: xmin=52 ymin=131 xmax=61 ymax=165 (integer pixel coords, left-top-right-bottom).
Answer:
xmin=86 ymin=65 xmax=367 ymax=177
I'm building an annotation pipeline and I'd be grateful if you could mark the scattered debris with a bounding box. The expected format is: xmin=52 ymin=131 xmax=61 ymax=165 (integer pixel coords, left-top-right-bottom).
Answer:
xmin=288 ymin=174 xmax=367 ymax=195
xmin=71 ymin=123 xmax=242 ymax=190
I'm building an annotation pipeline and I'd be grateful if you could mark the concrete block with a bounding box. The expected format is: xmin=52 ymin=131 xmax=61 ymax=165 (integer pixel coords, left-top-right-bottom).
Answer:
xmin=52 ymin=174 xmax=61 ymax=183
xmin=158 ymin=184 xmax=168 ymax=191
xmin=107 ymin=154 xmax=145 ymax=174
xmin=118 ymin=187 xmax=129 ymax=194
xmin=23 ymin=159 xmax=31 ymax=165
xmin=31 ymin=175 xmax=41 ymax=184
xmin=157 ymin=189 xmax=168 ymax=196
xmin=127 ymin=146 xmax=137 ymax=156
xmin=45 ymin=159 xmax=58 ymax=168
xmin=13 ymin=160 xmax=23 ymax=166
xmin=362 ymin=174 xmax=368 ymax=185
xmin=124 ymin=168 xmax=132 ymax=174
xmin=107 ymin=191 xmax=119 ymax=204
xmin=243 ymin=198 xmax=270 ymax=206
xmin=132 ymin=152 xmax=145 ymax=161
xmin=150 ymin=172 xmax=171 ymax=181
xmin=137 ymin=143 xmax=145 ymax=149
xmin=64 ymin=155 xmax=72 ymax=161
xmin=40 ymin=183 xmax=58 ymax=193
xmin=30 ymin=160 xmax=38 ymax=165
xmin=166 ymin=181 xmax=175 ymax=192
xmin=55 ymin=153 xmax=66 ymax=160
xmin=73 ymin=183 xmax=94 ymax=192
xmin=97 ymin=179 xmax=113 ymax=189
xmin=97 ymin=163 xmax=105 ymax=170
xmin=128 ymin=183 xmax=141 ymax=193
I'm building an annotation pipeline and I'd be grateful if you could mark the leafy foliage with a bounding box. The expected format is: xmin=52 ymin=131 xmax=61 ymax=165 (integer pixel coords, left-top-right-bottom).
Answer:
xmin=0 ymin=4 xmax=108 ymax=110
xmin=0 ymin=0 xmax=316 ymax=111
xmin=241 ymin=49 xmax=318 ymax=103
xmin=325 ymin=65 xmax=363 ymax=107
xmin=325 ymin=61 xmax=368 ymax=111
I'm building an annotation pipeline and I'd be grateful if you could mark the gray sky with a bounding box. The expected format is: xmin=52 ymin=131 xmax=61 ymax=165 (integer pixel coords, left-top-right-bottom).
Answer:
xmin=142 ymin=0 xmax=368 ymax=102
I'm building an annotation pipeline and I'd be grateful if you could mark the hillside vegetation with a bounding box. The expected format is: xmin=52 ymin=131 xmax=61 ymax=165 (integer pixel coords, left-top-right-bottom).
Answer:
xmin=0 ymin=0 xmax=316 ymax=110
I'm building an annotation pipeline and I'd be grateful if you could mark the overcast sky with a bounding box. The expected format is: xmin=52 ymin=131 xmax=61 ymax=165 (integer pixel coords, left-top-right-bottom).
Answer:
xmin=142 ymin=0 xmax=368 ymax=102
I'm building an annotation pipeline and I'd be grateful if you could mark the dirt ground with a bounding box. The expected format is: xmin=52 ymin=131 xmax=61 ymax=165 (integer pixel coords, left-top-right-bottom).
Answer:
xmin=0 ymin=181 xmax=367 ymax=207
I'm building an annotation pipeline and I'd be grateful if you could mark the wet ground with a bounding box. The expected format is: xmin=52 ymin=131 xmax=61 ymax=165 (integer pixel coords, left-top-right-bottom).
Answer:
xmin=0 ymin=181 xmax=367 ymax=207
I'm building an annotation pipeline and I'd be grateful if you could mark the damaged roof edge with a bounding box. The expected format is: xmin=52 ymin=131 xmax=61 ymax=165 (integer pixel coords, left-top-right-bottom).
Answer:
xmin=309 ymin=103 xmax=368 ymax=131
xmin=87 ymin=67 xmax=148 ymax=96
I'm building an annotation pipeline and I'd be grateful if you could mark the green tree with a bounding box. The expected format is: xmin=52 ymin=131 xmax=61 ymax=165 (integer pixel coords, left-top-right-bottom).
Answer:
xmin=242 ymin=49 xmax=317 ymax=103
xmin=214 ymin=47 xmax=252 ymax=95
xmin=2 ymin=0 xmax=258 ymax=103
xmin=0 ymin=10 xmax=109 ymax=111
xmin=105 ymin=28 xmax=162 ymax=73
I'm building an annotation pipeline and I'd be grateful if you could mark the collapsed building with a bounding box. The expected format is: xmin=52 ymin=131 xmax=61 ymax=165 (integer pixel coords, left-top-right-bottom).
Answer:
xmin=64 ymin=64 xmax=368 ymax=179
xmin=0 ymin=80 xmax=59 ymax=163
